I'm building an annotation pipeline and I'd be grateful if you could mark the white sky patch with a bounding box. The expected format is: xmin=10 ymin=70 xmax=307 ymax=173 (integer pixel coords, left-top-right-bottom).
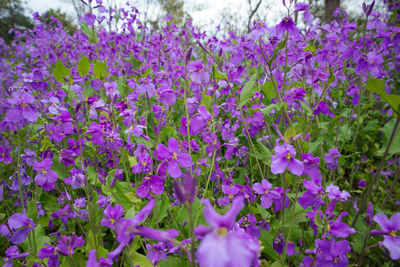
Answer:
xmin=24 ymin=0 xmax=374 ymax=34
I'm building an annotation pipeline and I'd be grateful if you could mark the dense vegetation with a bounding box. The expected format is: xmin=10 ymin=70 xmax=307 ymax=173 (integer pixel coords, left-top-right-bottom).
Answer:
xmin=0 ymin=0 xmax=399 ymax=266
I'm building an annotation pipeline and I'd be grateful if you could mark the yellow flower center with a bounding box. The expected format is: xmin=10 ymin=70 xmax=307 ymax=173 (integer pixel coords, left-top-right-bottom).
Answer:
xmin=145 ymin=176 xmax=150 ymax=180
xmin=218 ymin=227 xmax=228 ymax=236
xmin=110 ymin=218 xmax=116 ymax=224
xmin=327 ymin=224 xmax=331 ymax=232
xmin=172 ymin=152 xmax=178 ymax=160
xmin=390 ymin=231 xmax=396 ymax=237
xmin=229 ymin=194 xmax=233 ymax=199
xmin=21 ymin=101 xmax=27 ymax=107
xmin=141 ymin=161 xmax=147 ymax=166
xmin=41 ymin=168 xmax=47 ymax=174
xmin=334 ymin=257 xmax=339 ymax=263
xmin=264 ymin=189 xmax=269 ymax=194
xmin=286 ymin=153 xmax=292 ymax=160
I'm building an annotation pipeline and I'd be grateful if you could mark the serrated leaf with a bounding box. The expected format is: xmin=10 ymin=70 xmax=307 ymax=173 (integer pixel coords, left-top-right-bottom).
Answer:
xmin=239 ymin=74 xmax=258 ymax=107
xmin=53 ymin=60 xmax=70 ymax=83
xmin=77 ymin=56 xmax=90 ymax=76
xmin=93 ymin=61 xmax=108 ymax=79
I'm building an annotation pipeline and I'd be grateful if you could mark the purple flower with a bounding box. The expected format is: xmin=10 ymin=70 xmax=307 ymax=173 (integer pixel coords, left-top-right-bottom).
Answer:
xmin=56 ymin=234 xmax=85 ymax=256
xmin=315 ymin=238 xmax=351 ymax=266
xmin=1 ymin=210 xmax=35 ymax=244
xmin=136 ymin=175 xmax=164 ymax=199
xmin=323 ymin=148 xmax=341 ymax=170
xmin=33 ymin=158 xmax=58 ymax=191
xmin=253 ymin=179 xmax=280 ymax=209
xmin=108 ymin=199 xmax=176 ymax=259
xmin=195 ymin=197 xmax=260 ymax=267
xmin=172 ymin=171 xmax=196 ymax=204
xmin=156 ymin=138 xmax=192 ymax=178
xmin=276 ymin=16 xmax=299 ymax=36
xmin=273 ymin=233 xmax=286 ymax=255
xmin=271 ymin=142 xmax=304 ymax=175
xmin=101 ymin=204 xmax=124 ymax=230
xmin=371 ymin=212 xmax=400 ymax=260
xmin=3 ymin=245 xmax=29 ymax=267
xmin=146 ymin=243 xmax=168 ymax=265
xmin=64 ymin=168 xmax=85 ymax=189
xmin=294 ymin=2 xmax=309 ymax=12
xmin=38 ymin=243 xmax=59 ymax=267
xmin=298 ymin=180 xmax=325 ymax=209
xmin=302 ymin=153 xmax=322 ymax=184
xmin=326 ymin=184 xmax=350 ymax=202
xmin=86 ymin=249 xmax=113 ymax=267
xmin=323 ymin=212 xmax=355 ymax=238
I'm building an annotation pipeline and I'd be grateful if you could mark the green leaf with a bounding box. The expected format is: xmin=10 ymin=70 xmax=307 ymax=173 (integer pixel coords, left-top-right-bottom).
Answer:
xmin=80 ymin=21 xmax=98 ymax=43
xmin=300 ymin=101 xmax=312 ymax=116
xmin=53 ymin=60 xmax=70 ymax=83
xmin=284 ymin=124 xmax=296 ymax=142
xmin=259 ymin=230 xmax=280 ymax=261
xmin=127 ymin=56 xmax=143 ymax=69
xmin=27 ymin=200 xmax=38 ymax=219
xmin=314 ymin=213 xmax=324 ymax=228
xmin=77 ymin=56 xmax=90 ymax=76
xmin=201 ymin=92 xmax=213 ymax=113
xmin=270 ymin=261 xmax=287 ymax=267
xmin=212 ymin=65 xmax=227 ymax=80
xmin=87 ymin=166 xmax=97 ymax=185
xmin=260 ymin=103 xmax=283 ymax=115
xmin=93 ymin=61 xmax=108 ymax=79
xmin=377 ymin=118 xmax=400 ymax=156
xmin=239 ymin=74 xmax=258 ymax=107
xmin=366 ymin=78 xmax=400 ymax=114
xmin=132 ymin=253 xmax=153 ymax=267
xmin=261 ymin=80 xmax=277 ymax=101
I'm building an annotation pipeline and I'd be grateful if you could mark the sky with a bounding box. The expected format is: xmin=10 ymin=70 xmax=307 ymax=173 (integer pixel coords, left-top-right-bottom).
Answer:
xmin=24 ymin=0 xmax=287 ymax=33
xmin=24 ymin=0 xmax=372 ymax=34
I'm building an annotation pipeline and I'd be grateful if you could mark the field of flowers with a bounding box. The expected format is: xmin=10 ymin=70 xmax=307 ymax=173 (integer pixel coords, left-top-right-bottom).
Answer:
xmin=0 ymin=0 xmax=399 ymax=266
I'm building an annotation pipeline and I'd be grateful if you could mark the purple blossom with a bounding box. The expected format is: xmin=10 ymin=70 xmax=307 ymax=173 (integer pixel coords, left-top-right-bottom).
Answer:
xmin=64 ymin=167 xmax=85 ymax=189
xmin=302 ymin=153 xmax=322 ymax=184
xmin=101 ymin=204 xmax=124 ymax=230
xmin=156 ymin=138 xmax=192 ymax=178
xmin=56 ymin=234 xmax=85 ymax=256
xmin=276 ymin=16 xmax=299 ymax=36
xmin=1 ymin=210 xmax=35 ymax=244
xmin=86 ymin=249 xmax=113 ymax=267
xmin=253 ymin=179 xmax=280 ymax=209
xmin=271 ymin=141 xmax=304 ymax=175
xmin=136 ymin=175 xmax=164 ymax=199
xmin=33 ymin=158 xmax=58 ymax=191
xmin=298 ymin=180 xmax=325 ymax=209
xmin=195 ymin=197 xmax=260 ymax=267
xmin=323 ymin=148 xmax=341 ymax=170
xmin=38 ymin=244 xmax=59 ymax=267
xmin=146 ymin=243 xmax=168 ymax=265
xmin=371 ymin=213 xmax=400 ymax=260
xmin=323 ymin=212 xmax=355 ymax=238
xmin=3 ymin=245 xmax=29 ymax=267
xmin=315 ymin=238 xmax=351 ymax=266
